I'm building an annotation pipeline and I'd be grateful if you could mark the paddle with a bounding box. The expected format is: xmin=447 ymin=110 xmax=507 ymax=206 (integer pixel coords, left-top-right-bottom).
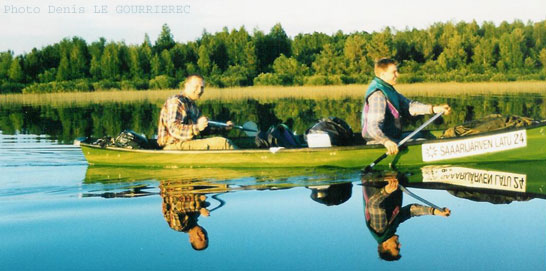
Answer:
xmin=362 ymin=112 xmax=444 ymax=173
xmin=398 ymin=184 xmax=447 ymax=214
xmin=208 ymin=120 xmax=258 ymax=137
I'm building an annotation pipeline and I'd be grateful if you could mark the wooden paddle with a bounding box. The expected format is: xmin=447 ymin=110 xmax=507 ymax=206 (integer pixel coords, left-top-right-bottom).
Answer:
xmin=362 ymin=112 xmax=444 ymax=173
xmin=208 ymin=121 xmax=258 ymax=136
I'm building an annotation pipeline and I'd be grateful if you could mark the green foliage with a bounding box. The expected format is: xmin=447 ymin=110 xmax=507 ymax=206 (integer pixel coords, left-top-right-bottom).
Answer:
xmin=100 ymin=43 xmax=121 ymax=80
xmin=2 ymin=20 xmax=546 ymax=93
xmin=220 ymin=65 xmax=252 ymax=87
xmin=303 ymin=75 xmax=343 ymax=86
xmin=272 ymin=55 xmax=308 ymax=85
xmin=0 ymin=82 xmax=25 ymax=93
xmin=22 ymin=79 xmax=93 ymax=93
xmin=154 ymin=24 xmax=176 ymax=54
xmin=56 ymin=55 xmax=71 ymax=81
xmin=8 ymin=57 xmax=24 ymax=83
xmin=0 ymin=51 xmax=13 ymax=81
xmin=254 ymin=24 xmax=292 ymax=74
xmin=93 ymin=79 xmax=120 ymax=90
xmin=253 ymin=73 xmax=282 ymax=86
xmin=149 ymin=75 xmax=175 ymax=89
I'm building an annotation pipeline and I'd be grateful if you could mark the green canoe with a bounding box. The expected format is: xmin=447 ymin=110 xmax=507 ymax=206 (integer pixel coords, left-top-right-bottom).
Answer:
xmin=79 ymin=122 xmax=546 ymax=168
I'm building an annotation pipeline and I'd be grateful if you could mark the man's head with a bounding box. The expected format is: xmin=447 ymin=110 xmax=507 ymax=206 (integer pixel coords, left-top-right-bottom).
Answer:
xmin=188 ymin=225 xmax=208 ymax=251
xmin=182 ymin=74 xmax=205 ymax=101
xmin=374 ymin=58 xmax=399 ymax=85
xmin=378 ymin=234 xmax=401 ymax=261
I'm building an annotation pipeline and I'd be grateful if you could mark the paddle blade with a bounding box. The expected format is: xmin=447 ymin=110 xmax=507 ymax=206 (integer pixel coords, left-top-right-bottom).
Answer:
xmin=242 ymin=121 xmax=258 ymax=137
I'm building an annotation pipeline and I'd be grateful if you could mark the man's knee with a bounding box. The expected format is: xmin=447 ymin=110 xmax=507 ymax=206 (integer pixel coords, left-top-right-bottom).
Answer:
xmin=207 ymin=137 xmax=237 ymax=150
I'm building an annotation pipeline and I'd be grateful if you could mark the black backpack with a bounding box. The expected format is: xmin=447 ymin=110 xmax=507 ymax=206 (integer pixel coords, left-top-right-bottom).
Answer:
xmin=114 ymin=130 xmax=152 ymax=149
xmin=255 ymin=124 xmax=301 ymax=148
xmin=305 ymin=117 xmax=354 ymax=146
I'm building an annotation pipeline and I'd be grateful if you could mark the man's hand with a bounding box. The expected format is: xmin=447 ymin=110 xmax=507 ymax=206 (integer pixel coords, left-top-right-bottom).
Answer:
xmin=384 ymin=177 xmax=399 ymax=194
xmin=197 ymin=116 xmax=208 ymax=131
xmin=199 ymin=208 xmax=210 ymax=217
xmin=433 ymin=104 xmax=452 ymax=115
xmin=225 ymin=120 xmax=234 ymax=131
xmin=433 ymin=208 xmax=451 ymax=217
xmin=383 ymin=140 xmax=399 ymax=155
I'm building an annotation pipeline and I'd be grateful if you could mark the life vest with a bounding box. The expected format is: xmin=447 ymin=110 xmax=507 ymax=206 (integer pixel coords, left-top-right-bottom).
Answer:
xmin=363 ymin=186 xmax=403 ymax=243
xmin=361 ymin=77 xmax=404 ymax=140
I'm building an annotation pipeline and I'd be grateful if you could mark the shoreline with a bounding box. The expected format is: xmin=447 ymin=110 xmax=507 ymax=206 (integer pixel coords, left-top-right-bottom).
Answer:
xmin=1 ymin=81 xmax=546 ymax=106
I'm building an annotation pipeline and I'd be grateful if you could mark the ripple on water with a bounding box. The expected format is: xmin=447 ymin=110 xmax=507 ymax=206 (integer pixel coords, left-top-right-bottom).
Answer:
xmin=0 ymin=133 xmax=87 ymax=167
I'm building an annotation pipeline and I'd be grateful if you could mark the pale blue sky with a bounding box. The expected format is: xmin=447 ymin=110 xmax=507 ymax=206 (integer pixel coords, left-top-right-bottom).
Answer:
xmin=1 ymin=0 xmax=545 ymax=54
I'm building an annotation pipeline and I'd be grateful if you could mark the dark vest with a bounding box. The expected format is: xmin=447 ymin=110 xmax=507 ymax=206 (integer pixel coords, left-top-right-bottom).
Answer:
xmin=361 ymin=77 xmax=403 ymax=140
xmin=363 ymin=187 xmax=403 ymax=243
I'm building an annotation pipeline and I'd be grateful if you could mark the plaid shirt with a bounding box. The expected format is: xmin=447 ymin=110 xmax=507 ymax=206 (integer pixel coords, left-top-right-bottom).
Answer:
xmin=157 ymin=95 xmax=201 ymax=147
xmin=160 ymin=182 xmax=206 ymax=232
xmin=366 ymin=187 xmax=434 ymax=233
xmin=362 ymin=91 xmax=433 ymax=144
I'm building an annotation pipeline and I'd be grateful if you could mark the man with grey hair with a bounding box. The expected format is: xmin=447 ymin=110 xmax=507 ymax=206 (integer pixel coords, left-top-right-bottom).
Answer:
xmin=157 ymin=74 xmax=236 ymax=150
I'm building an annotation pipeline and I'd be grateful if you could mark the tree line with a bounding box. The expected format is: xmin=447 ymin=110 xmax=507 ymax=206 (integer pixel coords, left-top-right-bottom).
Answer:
xmin=1 ymin=20 xmax=546 ymax=94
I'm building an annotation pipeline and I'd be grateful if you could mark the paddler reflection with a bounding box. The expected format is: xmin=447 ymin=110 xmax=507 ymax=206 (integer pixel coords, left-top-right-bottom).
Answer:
xmin=361 ymin=172 xmax=451 ymax=261
xmin=160 ymin=180 xmax=226 ymax=251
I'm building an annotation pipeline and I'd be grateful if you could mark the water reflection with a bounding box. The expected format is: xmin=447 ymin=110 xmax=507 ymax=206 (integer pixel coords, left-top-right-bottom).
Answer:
xmin=307 ymin=183 xmax=353 ymax=206
xmin=2 ymin=95 xmax=545 ymax=143
xmin=361 ymin=172 xmax=451 ymax=261
xmin=2 ymin=130 xmax=544 ymax=269
xmin=80 ymin=160 xmax=546 ymax=257
xmin=160 ymin=180 xmax=222 ymax=251
xmin=405 ymin=161 xmax=546 ymax=201
xmin=359 ymin=160 xmax=546 ymax=260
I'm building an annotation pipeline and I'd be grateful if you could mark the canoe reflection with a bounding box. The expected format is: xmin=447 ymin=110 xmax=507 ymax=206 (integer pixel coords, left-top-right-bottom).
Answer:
xmin=82 ymin=166 xmax=357 ymax=249
xmin=405 ymin=160 xmax=546 ymax=203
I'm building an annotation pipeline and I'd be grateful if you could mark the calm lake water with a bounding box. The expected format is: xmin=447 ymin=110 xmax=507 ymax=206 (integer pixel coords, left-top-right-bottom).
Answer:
xmin=1 ymin=96 xmax=545 ymax=270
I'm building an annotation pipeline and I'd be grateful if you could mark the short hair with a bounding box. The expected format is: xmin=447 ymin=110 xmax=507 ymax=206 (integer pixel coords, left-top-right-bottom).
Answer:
xmin=378 ymin=243 xmax=402 ymax=261
xmin=191 ymin=241 xmax=208 ymax=251
xmin=374 ymin=58 xmax=397 ymax=77
xmin=184 ymin=74 xmax=204 ymax=87
xmin=190 ymin=227 xmax=208 ymax=251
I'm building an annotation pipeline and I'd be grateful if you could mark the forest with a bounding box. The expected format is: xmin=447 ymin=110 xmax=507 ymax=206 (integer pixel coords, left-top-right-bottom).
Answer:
xmin=1 ymin=20 xmax=546 ymax=94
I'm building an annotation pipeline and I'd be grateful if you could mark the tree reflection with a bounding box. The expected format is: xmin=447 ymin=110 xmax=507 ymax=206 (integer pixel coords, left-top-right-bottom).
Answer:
xmin=1 ymin=95 xmax=545 ymax=143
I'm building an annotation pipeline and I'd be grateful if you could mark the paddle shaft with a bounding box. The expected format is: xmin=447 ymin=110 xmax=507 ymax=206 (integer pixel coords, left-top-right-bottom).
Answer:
xmin=398 ymin=184 xmax=444 ymax=210
xmin=364 ymin=112 xmax=444 ymax=171
xmin=208 ymin=121 xmax=258 ymax=132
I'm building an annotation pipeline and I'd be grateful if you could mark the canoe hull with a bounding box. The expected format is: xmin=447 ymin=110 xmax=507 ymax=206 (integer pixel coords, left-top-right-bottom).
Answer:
xmin=80 ymin=124 xmax=546 ymax=168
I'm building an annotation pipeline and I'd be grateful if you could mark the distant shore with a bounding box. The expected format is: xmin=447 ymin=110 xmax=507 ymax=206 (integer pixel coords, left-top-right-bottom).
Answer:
xmin=1 ymin=81 xmax=546 ymax=106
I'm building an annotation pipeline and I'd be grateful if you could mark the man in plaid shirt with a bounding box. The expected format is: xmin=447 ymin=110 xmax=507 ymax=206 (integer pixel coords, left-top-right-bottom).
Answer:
xmin=157 ymin=74 xmax=236 ymax=150
xmin=363 ymin=174 xmax=451 ymax=261
xmin=361 ymin=58 xmax=452 ymax=155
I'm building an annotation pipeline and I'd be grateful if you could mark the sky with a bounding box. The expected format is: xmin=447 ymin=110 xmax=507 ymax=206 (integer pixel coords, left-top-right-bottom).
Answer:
xmin=1 ymin=0 xmax=545 ymax=55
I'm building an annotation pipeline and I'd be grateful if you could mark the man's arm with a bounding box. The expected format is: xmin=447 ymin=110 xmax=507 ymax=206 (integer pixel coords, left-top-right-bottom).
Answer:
xmin=164 ymin=98 xmax=200 ymax=141
xmin=399 ymin=95 xmax=451 ymax=116
xmin=398 ymin=94 xmax=433 ymax=116
xmin=398 ymin=204 xmax=451 ymax=224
